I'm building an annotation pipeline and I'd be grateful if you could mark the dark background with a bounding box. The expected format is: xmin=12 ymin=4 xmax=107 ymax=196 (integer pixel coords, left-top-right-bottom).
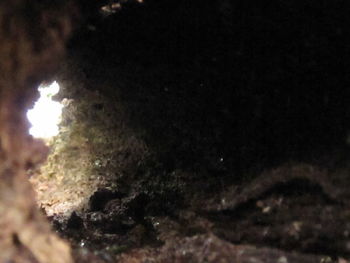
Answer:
xmin=70 ymin=0 xmax=350 ymax=178
xmin=56 ymin=0 xmax=350 ymax=258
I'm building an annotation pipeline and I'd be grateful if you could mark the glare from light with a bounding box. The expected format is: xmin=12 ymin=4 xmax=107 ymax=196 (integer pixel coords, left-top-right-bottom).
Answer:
xmin=27 ymin=81 xmax=64 ymax=139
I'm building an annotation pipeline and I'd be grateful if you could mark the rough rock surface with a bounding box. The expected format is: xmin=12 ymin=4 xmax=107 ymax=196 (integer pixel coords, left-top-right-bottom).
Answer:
xmin=0 ymin=1 xmax=75 ymax=262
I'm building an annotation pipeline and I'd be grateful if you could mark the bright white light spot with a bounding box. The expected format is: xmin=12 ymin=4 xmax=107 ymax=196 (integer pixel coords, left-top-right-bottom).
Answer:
xmin=27 ymin=81 xmax=64 ymax=139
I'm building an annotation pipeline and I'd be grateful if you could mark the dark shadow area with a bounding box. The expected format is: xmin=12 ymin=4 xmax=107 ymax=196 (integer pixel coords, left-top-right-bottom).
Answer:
xmin=69 ymin=0 xmax=350 ymax=177
xmin=47 ymin=0 xmax=350 ymax=261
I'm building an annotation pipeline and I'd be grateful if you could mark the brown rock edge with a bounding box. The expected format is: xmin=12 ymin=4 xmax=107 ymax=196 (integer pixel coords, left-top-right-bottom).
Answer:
xmin=0 ymin=1 xmax=76 ymax=262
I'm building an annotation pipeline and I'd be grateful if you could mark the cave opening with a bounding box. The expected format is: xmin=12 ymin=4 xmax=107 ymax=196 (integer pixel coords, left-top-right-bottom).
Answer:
xmin=27 ymin=81 xmax=64 ymax=139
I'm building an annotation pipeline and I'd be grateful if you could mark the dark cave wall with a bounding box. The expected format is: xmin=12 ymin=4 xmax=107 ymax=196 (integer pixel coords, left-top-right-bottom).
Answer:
xmin=70 ymin=0 xmax=350 ymax=177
